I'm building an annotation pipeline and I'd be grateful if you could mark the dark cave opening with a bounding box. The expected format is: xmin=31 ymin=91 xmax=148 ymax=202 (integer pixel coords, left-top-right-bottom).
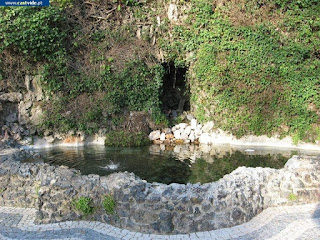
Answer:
xmin=160 ymin=62 xmax=190 ymax=119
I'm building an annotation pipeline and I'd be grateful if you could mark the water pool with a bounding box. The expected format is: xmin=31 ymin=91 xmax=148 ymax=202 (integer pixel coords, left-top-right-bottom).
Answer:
xmin=23 ymin=144 xmax=319 ymax=184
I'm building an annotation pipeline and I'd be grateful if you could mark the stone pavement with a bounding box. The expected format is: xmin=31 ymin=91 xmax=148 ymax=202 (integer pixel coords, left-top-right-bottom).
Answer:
xmin=0 ymin=203 xmax=320 ymax=240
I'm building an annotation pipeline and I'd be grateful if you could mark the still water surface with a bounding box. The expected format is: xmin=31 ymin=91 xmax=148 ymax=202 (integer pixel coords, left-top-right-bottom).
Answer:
xmin=23 ymin=144 xmax=319 ymax=184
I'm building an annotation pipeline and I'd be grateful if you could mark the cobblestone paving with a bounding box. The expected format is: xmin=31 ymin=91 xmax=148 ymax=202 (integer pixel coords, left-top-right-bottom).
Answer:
xmin=0 ymin=203 xmax=319 ymax=240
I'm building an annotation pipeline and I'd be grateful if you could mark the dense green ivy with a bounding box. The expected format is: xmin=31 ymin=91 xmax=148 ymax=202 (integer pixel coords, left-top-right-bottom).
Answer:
xmin=164 ymin=0 xmax=320 ymax=142
xmin=1 ymin=0 xmax=319 ymax=142
xmin=0 ymin=7 xmax=68 ymax=62
xmin=41 ymin=60 xmax=164 ymax=134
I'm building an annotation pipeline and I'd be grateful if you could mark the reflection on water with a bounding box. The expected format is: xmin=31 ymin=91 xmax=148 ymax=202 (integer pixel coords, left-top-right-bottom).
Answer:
xmin=23 ymin=144 xmax=320 ymax=184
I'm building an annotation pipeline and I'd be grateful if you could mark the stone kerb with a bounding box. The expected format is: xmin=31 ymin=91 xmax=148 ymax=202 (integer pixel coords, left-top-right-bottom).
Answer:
xmin=0 ymin=149 xmax=319 ymax=234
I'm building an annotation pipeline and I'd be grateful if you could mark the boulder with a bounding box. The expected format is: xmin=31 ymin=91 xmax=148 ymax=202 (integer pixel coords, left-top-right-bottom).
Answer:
xmin=202 ymin=121 xmax=214 ymax=133
xmin=174 ymin=130 xmax=181 ymax=139
xmin=181 ymin=132 xmax=189 ymax=141
xmin=189 ymin=131 xmax=195 ymax=142
xmin=149 ymin=130 xmax=161 ymax=141
xmin=166 ymin=133 xmax=174 ymax=139
xmin=160 ymin=133 xmax=166 ymax=141
xmin=190 ymin=119 xmax=197 ymax=130
xmin=184 ymin=126 xmax=191 ymax=135
xmin=195 ymin=128 xmax=203 ymax=138
xmin=179 ymin=123 xmax=188 ymax=129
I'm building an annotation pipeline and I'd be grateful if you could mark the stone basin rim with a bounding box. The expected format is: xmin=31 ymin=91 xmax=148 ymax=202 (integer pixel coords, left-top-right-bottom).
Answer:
xmin=1 ymin=146 xmax=320 ymax=234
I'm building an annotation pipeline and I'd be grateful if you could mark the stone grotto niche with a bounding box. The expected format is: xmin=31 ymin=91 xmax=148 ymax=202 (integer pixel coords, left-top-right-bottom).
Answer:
xmin=160 ymin=62 xmax=190 ymax=119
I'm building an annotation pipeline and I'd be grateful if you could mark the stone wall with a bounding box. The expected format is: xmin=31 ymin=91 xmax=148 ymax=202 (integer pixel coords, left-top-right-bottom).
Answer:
xmin=0 ymin=149 xmax=319 ymax=234
xmin=0 ymin=75 xmax=44 ymax=142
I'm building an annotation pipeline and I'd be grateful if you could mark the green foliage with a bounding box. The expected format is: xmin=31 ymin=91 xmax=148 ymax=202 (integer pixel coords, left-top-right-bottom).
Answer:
xmin=292 ymin=133 xmax=300 ymax=145
xmin=109 ymin=60 xmax=164 ymax=112
xmin=288 ymin=193 xmax=297 ymax=201
xmin=105 ymin=131 xmax=150 ymax=147
xmin=163 ymin=0 xmax=320 ymax=141
xmin=1 ymin=0 xmax=319 ymax=142
xmin=122 ymin=0 xmax=140 ymax=6
xmin=72 ymin=197 xmax=94 ymax=215
xmin=274 ymin=0 xmax=318 ymax=10
xmin=0 ymin=6 xmax=69 ymax=92
xmin=0 ymin=7 xmax=68 ymax=62
xmin=103 ymin=195 xmax=116 ymax=215
xmin=51 ymin=0 xmax=73 ymax=8
xmin=151 ymin=108 xmax=169 ymax=126
xmin=41 ymin=60 xmax=165 ymax=133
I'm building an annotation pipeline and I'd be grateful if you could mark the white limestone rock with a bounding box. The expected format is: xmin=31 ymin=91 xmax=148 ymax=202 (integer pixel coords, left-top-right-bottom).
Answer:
xmin=202 ymin=121 xmax=214 ymax=133
xmin=149 ymin=130 xmax=161 ymax=140
xmin=189 ymin=131 xmax=195 ymax=142
xmin=179 ymin=123 xmax=188 ymax=129
xmin=195 ymin=128 xmax=203 ymax=138
xmin=184 ymin=126 xmax=191 ymax=135
xmin=174 ymin=130 xmax=181 ymax=139
xmin=160 ymin=133 xmax=166 ymax=141
xmin=199 ymin=133 xmax=212 ymax=144
xmin=181 ymin=132 xmax=189 ymax=141
xmin=173 ymin=145 xmax=181 ymax=153
xmin=191 ymin=119 xmax=197 ymax=130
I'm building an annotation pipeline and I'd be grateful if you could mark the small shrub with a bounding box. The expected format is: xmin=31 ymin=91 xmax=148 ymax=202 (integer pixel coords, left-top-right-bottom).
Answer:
xmin=292 ymin=134 xmax=300 ymax=145
xmin=151 ymin=108 xmax=169 ymax=126
xmin=103 ymin=195 xmax=116 ymax=215
xmin=288 ymin=193 xmax=297 ymax=201
xmin=105 ymin=131 xmax=150 ymax=147
xmin=72 ymin=197 xmax=94 ymax=215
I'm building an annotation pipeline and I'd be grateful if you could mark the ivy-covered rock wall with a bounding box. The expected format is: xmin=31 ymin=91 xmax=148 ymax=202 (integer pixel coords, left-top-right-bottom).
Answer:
xmin=0 ymin=0 xmax=319 ymax=142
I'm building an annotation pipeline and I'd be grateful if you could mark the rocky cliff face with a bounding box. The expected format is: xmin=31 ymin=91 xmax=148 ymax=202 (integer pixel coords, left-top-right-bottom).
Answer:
xmin=0 ymin=75 xmax=44 ymax=142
